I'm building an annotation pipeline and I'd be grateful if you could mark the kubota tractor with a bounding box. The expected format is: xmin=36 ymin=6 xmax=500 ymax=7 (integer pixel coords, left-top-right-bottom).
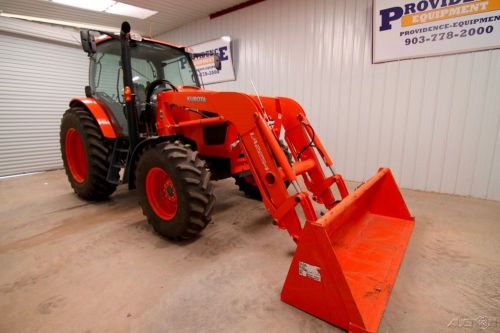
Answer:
xmin=60 ymin=22 xmax=414 ymax=333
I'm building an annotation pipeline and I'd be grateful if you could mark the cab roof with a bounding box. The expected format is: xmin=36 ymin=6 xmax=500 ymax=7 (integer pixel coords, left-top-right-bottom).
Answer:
xmin=95 ymin=34 xmax=183 ymax=50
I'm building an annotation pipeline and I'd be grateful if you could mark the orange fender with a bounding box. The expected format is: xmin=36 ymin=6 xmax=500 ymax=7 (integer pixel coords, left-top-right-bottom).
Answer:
xmin=70 ymin=98 xmax=117 ymax=138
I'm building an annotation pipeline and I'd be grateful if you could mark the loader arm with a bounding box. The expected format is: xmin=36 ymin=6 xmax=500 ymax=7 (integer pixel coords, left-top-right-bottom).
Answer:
xmin=158 ymin=90 xmax=344 ymax=241
xmin=157 ymin=89 xmax=414 ymax=333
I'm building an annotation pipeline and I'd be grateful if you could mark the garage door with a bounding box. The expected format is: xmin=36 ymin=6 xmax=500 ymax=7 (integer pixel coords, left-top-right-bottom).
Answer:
xmin=0 ymin=32 xmax=88 ymax=177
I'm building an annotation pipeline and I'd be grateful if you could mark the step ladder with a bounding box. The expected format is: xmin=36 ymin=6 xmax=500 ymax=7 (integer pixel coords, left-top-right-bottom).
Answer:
xmin=106 ymin=138 xmax=129 ymax=184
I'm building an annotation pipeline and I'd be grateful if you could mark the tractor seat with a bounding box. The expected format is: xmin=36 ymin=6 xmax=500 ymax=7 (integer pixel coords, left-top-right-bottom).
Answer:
xmin=133 ymin=83 xmax=147 ymax=109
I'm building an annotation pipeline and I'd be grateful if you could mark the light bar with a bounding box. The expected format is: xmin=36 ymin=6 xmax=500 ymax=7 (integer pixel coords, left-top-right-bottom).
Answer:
xmin=105 ymin=2 xmax=157 ymax=20
xmin=51 ymin=0 xmax=116 ymax=12
xmin=50 ymin=0 xmax=158 ymax=20
xmin=0 ymin=12 xmax=120 ymax=32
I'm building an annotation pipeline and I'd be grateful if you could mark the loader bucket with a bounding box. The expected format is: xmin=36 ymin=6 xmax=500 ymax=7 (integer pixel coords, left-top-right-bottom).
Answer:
xmin=281 ymin=168 xmax=414 ymax=333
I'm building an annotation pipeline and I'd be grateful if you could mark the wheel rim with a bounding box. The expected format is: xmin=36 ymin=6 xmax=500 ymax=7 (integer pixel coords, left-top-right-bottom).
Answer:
xmin=65 ymin=128 xmax=87 ymax=183
xmin=145 ymin=167 xmax=178 ymax=220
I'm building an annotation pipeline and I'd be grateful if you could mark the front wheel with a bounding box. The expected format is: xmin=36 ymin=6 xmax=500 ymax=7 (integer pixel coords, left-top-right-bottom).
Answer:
xmin=136 ymin=141 xmax=215 ymax=240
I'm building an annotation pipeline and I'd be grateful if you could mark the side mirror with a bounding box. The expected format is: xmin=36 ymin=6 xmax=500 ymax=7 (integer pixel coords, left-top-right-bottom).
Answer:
xmin=80 ymin=30 xmax=96 ymax=56
xmin=84 ymin=85 xmax=94 ymax=98
xmin=214 ymin=53 xmax=222 ymax=71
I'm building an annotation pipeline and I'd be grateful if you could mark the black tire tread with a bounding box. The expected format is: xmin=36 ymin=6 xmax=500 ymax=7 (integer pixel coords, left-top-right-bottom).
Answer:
xmin=234 ymin=175 xmax=262 ymax=200
xmin=60 ymin=107 xmax=117 ymax=200
xmin=136 ymin=140 xmax=215 ymax=240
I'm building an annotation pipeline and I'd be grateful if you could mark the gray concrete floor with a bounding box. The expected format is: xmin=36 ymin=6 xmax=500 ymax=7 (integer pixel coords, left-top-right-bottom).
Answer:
xmin=0 ymin=170 xmax=499 ymax=333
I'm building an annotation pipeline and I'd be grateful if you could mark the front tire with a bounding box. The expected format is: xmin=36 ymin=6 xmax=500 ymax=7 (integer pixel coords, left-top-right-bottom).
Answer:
xmin=136 ymin=141 xmax=215 ymax=240
xmin=60 ymin=107 xmax=117 ymax=200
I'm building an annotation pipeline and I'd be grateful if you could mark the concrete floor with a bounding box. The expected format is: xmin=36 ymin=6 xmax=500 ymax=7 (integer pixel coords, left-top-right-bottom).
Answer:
xmin=0 ymin=170 xmax=499 ymax=333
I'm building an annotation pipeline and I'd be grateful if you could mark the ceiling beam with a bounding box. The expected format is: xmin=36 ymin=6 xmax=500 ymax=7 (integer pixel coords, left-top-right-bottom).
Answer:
xmin=209 ymin=0 xmax=265 ymax=19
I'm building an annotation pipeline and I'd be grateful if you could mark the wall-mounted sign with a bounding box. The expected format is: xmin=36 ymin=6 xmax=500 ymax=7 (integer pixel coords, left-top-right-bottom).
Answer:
xmin=189 ymin=36 xmax=235 ymax=85
xmin=373 ymin=0 xmax=500 ymax=63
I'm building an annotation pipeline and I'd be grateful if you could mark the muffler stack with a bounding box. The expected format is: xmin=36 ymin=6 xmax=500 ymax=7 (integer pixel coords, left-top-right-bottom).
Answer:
xmin=281 ymin=168 xmax=414 ymax=333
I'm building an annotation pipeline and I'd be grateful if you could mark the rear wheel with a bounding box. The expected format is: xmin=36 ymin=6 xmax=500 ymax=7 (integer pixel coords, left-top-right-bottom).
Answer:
xmin=136 ymin=141 xmax=215 ymax=240
xmin=235 ymin=139 xmax=292 ymax=201
xmin=234 ymin=175 xmax=262 ymax=200
xmin=60 ymin=107 xmax=117 ymax=200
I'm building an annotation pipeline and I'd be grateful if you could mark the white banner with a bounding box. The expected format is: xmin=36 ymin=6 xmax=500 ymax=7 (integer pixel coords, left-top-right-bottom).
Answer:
xmin=189 ymin=37 xmax=235 ymax=85
xmin=373 ymin=0 xmax=500 ymax=63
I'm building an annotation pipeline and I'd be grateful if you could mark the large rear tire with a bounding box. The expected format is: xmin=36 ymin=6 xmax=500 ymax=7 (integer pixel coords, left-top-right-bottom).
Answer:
xmin=136 ymin=141 xmax=215 ymax=240
xmin=60 ymin=107 xmax=117 ymax=200
xmin=234 ymin=175 xmax=262 ymax=200
xmin=235 ymin=139 xmax=292 ymax=201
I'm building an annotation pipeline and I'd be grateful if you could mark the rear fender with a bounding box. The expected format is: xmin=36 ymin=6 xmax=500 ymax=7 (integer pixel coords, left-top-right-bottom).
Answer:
xmin=70 ymin=98 xmax=117 ymax=138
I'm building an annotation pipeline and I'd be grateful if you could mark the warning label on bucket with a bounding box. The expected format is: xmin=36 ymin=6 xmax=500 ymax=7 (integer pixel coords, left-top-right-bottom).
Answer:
xmin=299 ymin=262 xmax=321 ymax=282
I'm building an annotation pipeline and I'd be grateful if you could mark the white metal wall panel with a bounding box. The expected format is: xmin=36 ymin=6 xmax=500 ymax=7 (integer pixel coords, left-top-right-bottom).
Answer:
xmin=158 ymin=0 xmax=500 ymax=201
xmin=0 ymin=16 xmax=80 ymax=46
xmin=0 ymin=32 xmax=87 ymax=176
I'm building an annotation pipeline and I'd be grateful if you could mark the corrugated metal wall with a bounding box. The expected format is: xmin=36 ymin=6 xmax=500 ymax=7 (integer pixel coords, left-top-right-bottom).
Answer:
xmin=0 ymin=18 xmax=87 ymax=176
xmin=158 ymin=0 xmax=500 ymax=201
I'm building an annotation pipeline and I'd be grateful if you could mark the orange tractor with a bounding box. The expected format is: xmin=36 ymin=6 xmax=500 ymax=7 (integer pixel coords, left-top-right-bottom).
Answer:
xmin=61 ymin=22 xmax=414 ymax=333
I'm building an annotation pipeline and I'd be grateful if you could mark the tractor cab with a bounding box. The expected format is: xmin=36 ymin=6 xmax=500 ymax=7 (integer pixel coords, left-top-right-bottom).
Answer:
xmin=89 ymin=36 xmax=200 ymax=136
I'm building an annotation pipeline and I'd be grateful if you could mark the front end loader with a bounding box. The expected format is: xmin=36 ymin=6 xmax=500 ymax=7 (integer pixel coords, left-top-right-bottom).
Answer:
xmin=60 ymin=22 xmax=414 ymax=333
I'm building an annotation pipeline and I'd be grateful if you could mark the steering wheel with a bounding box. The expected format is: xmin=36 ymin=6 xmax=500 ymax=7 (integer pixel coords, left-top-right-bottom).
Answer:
xmin=145 ymin=79 xmax=177 ymax=105
xmin=144 ymin=79 xmax=177 ymax=123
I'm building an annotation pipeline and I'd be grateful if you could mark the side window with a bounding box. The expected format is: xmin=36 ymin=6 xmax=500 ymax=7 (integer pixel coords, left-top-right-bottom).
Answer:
xmin=94 ymin=53 xmax=123 ymax=103
xmin=93 ymin=55 xmax=156 ymax=107
xmin=91 ymin=41 xmax=128 ymax=133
